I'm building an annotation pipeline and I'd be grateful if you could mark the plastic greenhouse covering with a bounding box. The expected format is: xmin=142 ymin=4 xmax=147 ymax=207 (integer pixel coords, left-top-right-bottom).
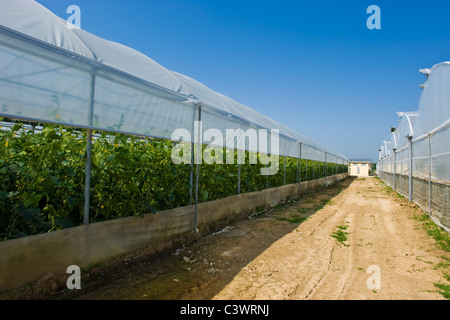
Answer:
xmin=379 ymin=62 xmax=450 ymax=183
xmin=378 ymin=61 xmax=450 ymax=232
xmin=413 ymin=62 xmax=450 ymax=182
xmin=0 ymin=0 xmax=347 ymax=164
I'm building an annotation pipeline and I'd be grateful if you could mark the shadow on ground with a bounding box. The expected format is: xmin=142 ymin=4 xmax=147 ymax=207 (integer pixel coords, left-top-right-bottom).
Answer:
xmin=56 ymin=177 xmax=355 ymax=300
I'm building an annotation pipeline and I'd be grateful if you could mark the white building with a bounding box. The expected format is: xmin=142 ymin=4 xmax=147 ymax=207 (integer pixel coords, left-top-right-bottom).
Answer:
xmin=349 ymin=161 xmax=372 ymax=177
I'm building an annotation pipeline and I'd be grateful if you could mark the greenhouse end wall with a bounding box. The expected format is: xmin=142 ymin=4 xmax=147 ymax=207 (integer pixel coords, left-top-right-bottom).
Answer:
xmin=0 ymin=173 xmax=347 ymax=293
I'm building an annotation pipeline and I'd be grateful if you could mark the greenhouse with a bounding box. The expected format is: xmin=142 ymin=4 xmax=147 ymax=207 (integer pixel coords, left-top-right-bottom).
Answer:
xmin=378 ymin=62 xmax=450 ymax=233
xmin=1 ymin=0 xmax=450 ymax=302
xmin=0 ymin=0 xmax=345 ymax=157
xmin=0 ymin=0 xmax=349 ymax=291
xmin=0 ymin=0 xmax=348 ymax=225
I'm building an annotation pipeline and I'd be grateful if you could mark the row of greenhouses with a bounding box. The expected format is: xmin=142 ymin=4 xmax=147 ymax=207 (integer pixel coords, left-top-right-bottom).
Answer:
xmin=378 ymin=62 xmax=450 ymax=233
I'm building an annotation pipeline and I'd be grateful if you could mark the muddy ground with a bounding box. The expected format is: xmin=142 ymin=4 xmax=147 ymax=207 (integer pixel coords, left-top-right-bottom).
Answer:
xmin=61 ymin=176 xmax=449 ymax=300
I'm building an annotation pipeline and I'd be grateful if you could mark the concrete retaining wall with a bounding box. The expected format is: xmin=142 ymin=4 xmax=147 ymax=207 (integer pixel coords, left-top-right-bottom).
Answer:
xmin=0 ymin=173 xmax=347 ymax=292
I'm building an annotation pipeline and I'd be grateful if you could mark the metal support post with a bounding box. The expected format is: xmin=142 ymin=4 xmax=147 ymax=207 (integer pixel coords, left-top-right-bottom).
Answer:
xmin=189 ymin=142 xmax=194 ymax=205
xmin=305 ymin=159 xmax=308 ymax=181
xmin=83 ymin=74 xmax=96 ymax=225
xmin=428 ymin=133 xmax=432 ymax=215
xmin=298 ymin=142 xmax=302 ymax=197
xmin=399 ymin=150 xmax=402 ymax=192
xmin=189 ymin=109 xmax=197 ymax=206
xmin=393 ymin=148 xmax=397 ymax=191
xmin=407 ymin=135 xmax=413 ymax=202
xmin=238 ymin=152 xmax=241 ymax=194
xmin=194 ymin=106 xmax=202 ymax=233
xmin=312 ymin=160 xmax=315 ymax=180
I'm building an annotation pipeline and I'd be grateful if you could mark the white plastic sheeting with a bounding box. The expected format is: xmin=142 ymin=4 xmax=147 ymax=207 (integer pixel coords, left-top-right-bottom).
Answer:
xmin=413 ymin=62 xmax=450 ymax=182
xmin=0 ymin=0 xmax=347 ymax=163
xmin=378 ymin=61 xmax=450 ymax=232
xmin=395 ymin=111 xmax=417 ymax=149
xmin=379 ymin=62 xmax=450 ymax=183
xmin=414 ymin=62 xmax=450 ymax=137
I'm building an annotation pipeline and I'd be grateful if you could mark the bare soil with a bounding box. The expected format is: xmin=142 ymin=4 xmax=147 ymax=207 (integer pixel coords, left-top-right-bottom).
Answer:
xmin=73 ymin=177 xmax=449 ymax=300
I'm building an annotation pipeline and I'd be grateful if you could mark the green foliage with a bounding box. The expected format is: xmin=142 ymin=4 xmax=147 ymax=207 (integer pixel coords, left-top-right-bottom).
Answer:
xmin=434 ymin=283 xmax=450 ymax=300
xmin=413 ymin=213 xmax=450 ymax=299
xmin=330 ymin=224 xmax=350 ymax=246
xmin=0 ymin=124 xmax=87 ymax=239
xmin=89 ymin=133 xmax=191 ymax=221
xmin=0 ymin=122 xmax=347 ymax=241
xmin=0 ymin=124 xmax=191 ymax=240
xmin=413 ymin=213 xmax=450 ymax=252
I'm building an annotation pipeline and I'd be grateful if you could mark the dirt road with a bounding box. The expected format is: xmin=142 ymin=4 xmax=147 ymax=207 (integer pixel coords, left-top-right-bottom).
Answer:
xmin=75 ymin=177 xmax=449 ymax=300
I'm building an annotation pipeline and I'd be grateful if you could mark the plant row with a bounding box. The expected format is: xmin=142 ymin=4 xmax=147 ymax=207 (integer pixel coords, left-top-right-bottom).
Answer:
xmin=0 ymin=121 xmax=347 ymax=241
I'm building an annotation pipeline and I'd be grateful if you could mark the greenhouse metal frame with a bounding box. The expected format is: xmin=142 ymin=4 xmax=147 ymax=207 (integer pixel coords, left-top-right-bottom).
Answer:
xmin=378 ymin=63 xmax=450 ymax=233
xmin=0 ymin=0 xmax=349 ymax=230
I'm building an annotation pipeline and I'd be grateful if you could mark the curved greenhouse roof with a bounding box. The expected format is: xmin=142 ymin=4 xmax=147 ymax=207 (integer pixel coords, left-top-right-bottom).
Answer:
xmin=0 ymin=0 xmax=347 ymax=162
xmin=413 ymin=61 xmax=450 ymax=138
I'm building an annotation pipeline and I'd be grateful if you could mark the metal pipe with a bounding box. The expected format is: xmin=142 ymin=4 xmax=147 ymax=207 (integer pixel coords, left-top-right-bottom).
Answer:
xmin=393 ymin=148 xmax=396 ymax=191
xmin=297 ymin=143 xmax=302 ymax=198
xmin=194 ymin=106 xmax=201 ymax=233
xmin=83 ymin=74 xmax=96 ymax=225
xmin=238 ymin=162 xmax=241 ymax=194
xmin=428 ymin=133 xmax=432 ymax=216
xmin=189 ymin=142 xmax=194 ymax=205
xmin=407 ymin=135 xmax=413 ymax=202
xmin=298 ymin=142 xmax=302 ymax=185
xmin=83 ymin=130 xmax=92 ymax=225
xmin=312 ymin=160 xmax=315 ymax=180
xmin=399 ymin=149 xmax=402 ymax=192
xmin=305 ymin=159 xmax=308 ymax=181
xmin=335 ymin=158 xmax=338 ymax=175
xmin=378 ymin=149 xmax=381 ymax=178
xmin=189 ymin=110 xmax=196 ymax=206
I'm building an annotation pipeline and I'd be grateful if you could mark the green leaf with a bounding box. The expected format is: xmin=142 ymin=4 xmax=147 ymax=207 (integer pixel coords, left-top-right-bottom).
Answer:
xmin=0 ymin=191 xmax=7 ymax=200
xmin=11 ymin=123 xmax=21 ymax=132
xmin=8 ymin=163 xmax=21 ymax=173
xmin=127 ymin=182 xmax=140 ymax=193
xmin=25 ymin=193 xmax=44 ymax=207
xmin=18 ymin=206 xmax=40 ymax=223
xmin=54 ymin=216 xmax=75 ymax=229
xmin=201 ymin=189 xmax=209 ymax=202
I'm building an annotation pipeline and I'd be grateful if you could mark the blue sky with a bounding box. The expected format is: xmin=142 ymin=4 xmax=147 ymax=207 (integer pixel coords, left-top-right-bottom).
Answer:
xmin=37 ymin=0 xmax=450 ymax=162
